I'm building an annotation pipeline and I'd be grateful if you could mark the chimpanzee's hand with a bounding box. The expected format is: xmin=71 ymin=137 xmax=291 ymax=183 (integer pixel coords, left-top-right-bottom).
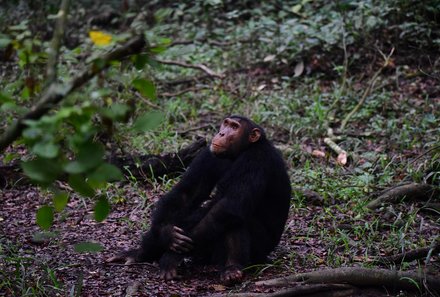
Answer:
xmin=169 ymin=226 xmax=193 ymax=254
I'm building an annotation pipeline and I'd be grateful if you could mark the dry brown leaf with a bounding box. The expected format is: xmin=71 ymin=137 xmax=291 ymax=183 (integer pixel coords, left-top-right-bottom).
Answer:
xmin=210 ymin=284 xmax=226 ymax=291
xmin=312 ymin=150 xmax=325 ymax=158
xmin=337 ymin=152 xmax=347 ymax=165
xmin=293 ymin=60 xmax=304 ymax=77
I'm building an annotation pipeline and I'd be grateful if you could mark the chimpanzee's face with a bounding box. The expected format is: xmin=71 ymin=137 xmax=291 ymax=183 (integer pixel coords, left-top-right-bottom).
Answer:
xmin=210 ymin=117 xmax=261 ymax=158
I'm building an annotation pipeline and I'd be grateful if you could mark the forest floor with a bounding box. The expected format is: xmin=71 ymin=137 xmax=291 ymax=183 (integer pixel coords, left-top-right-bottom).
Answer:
xmin=1 ymin=2 xmax=440 ymax=296
xmin=1 ymin=173 xmax=439 ymax=296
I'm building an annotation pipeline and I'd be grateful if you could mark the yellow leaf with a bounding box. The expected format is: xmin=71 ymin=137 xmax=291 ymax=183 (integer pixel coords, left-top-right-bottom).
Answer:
xmin=89 ymin=31 xmax=112 ymax=46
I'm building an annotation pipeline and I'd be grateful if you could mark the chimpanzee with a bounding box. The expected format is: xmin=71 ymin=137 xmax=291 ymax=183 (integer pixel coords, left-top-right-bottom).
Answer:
xmin=108 ymin=115 xmax=291 ymax=284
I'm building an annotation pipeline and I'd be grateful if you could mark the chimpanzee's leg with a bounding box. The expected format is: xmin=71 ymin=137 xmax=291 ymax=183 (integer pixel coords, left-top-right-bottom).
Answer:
xmin=220 ymin=227 xmax=250 ymax=285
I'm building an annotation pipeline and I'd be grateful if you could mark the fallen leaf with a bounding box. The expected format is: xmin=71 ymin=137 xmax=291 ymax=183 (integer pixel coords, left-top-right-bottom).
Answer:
xmin=293 ymin=60 xmax=304 ymax=77
xmin=263 ymin=54 xmax=276 ymax=62
xmin=89 ymin=31 xmax=112 ymax=46
xmin=256 ymin=84 xmax=266 ymax=91
xmin=337 ymin=152 xmax=348 ymax=165
xmin=312 ymin=150 xmax=325 ymax=158
xmin=210 ymin=284 xmax=226 ymax=291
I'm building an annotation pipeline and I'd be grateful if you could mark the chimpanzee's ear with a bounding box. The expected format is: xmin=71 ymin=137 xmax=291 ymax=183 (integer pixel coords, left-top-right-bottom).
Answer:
xmin=249 ymin=128 xmax=261 ymax=143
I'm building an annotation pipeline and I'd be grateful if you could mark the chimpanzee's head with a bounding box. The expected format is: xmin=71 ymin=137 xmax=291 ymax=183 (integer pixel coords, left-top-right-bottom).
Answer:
xmin=210 ymin=115 xmax=265 ymax=158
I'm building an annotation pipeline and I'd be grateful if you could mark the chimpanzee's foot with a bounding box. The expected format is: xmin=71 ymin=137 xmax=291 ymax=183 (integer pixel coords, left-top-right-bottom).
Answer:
xmin=221 ymin=265 xmax=243 ymax=285
xmin=106 ymin=250 xmax=137 ymax=264
xmin=159 ymin=252 xmax=183 ymax=281
xmin=160 ymin=267 xmax=182 ymax=281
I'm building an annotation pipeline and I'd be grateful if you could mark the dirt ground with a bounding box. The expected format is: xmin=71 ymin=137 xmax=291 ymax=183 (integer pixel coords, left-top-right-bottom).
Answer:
xmin=2 ymin=183 xmax=439 ymax=296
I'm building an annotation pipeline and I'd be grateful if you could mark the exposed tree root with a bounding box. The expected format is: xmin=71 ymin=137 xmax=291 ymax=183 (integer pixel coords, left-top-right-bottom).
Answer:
xmin=375 ymin=243 xmax=440 ymax=265
xmin=215 ymin=284 xmax=356 ymax=297
xmin=292 ymin=188 xmax=325 ymax=206
xmin=254 ymin=267 xmax=440 ymax=293
xmin=367 ymin=183 xmax=439 ymax=210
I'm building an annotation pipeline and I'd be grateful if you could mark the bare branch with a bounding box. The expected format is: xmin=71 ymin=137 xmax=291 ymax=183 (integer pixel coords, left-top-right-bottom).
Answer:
xmin=340 ymin=48 xmax=395 ymax=131
xmin=155 ymin=58 xmax=224 ymax=79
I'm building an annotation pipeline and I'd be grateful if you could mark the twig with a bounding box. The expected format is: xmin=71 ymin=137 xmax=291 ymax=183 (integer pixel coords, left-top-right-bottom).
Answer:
xmin=177 ymin=124 xmax=212 ymax=135
xmin=0 ymin=36 xmax=146 ymax=152
xmin=134 ymin=92 xmax=160 ymax=109
xmin=45 ymin=0 xmax=70 ymax=85
xmin=165 ymin=38 xmax=251 ymax=48
xmin=324 ymin=137 xmax=348 ymax=165
xmin=105 ymin=262 xmax=157 ymax=268
xmin=160 ymin=86 xmax=210 ymax=97
xmin=340 ymin=47 xmax=394 ymax=131
xmin=328 ymin=26 xmax=349 ymax=114
xmin=403 ymin=144 xmax=440 ymax=172
xmin=155 ymin=58 xmax=224 ymax=79
xmin=324 ymin=138 xmax=346 ymax=155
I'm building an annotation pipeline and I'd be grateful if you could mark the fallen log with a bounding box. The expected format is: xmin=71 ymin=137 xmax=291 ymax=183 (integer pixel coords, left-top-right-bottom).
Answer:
xmin=108 ymin=138 xmax=206 ymax=180
xmin=367 ymin=183 xmax=439 ymax=210
xmin=0 ymin=138 xmax=206 ymax=187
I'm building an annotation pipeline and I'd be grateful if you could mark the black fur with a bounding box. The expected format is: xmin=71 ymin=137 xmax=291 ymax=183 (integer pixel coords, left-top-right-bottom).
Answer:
xmin=127 ymin=116 xmax=291 ymax=275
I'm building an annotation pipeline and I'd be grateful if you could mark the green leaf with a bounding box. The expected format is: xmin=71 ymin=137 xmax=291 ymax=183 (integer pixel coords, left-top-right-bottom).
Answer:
xmin=133 ymin=111 xmax=164 ymax=132
xmin=132 ymin=78 xmax=156 ymax=101
xmin=21 ymin=158 xmax=62 ymax=185
xmin=64 ymin=141 xmax=104 ymax=174
xmin=32 ymin=231 xmax=58 ymax=243
xmin=23 ymin=127 xmax=43 ymax=140
xmin=0 ymin=92 xmax=13 ymax=104
xmin=53 ymin=192 xmax=69 ymax=212
xmin=36 ymin=205 xmax=54 ymax=230
xmin=88 ymin=163 xmax=124 ymax=184
xmin=291 ymin=4 xmax=302 ymax=14
xmin=3 ymin=153 xmax=19 ymax=163
xmin=68 ymin=174 xmax=95 ymax=197
xmin=100 ymin=103 xmax=130 ymax=121
xmin=94 ymin=196 xmax=110 ymax=222
xmin=150 ymin=45 xmax=168 ymax=54
xmin=0 ymin=37 xmax=11 ymax=48
xmin=74 ymin=242 xmax=104 ymax=253
xmin=32 ymin=142 xmax=59 ymax=158
xmin=133 ymin=54 xmax=149 ymax=70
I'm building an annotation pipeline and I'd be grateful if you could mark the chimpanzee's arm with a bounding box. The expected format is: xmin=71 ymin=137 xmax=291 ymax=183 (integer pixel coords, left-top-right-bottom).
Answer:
xmin=151 ymin=148 xmax=229 ymax=228
xmin=189 ymin=168 xmax=265 ymax=244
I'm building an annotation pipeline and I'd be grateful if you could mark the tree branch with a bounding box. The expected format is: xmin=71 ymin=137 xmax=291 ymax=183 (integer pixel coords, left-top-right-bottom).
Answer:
xmin=155 ymin=58 xmax=224 ymax=79
xmin=45 ymin=0 xmax=70 ymax=85
xmin=340 ymin=48 xmax=394 ymax=131
xmin=0 ymin=35 xmax=146 ymax=153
